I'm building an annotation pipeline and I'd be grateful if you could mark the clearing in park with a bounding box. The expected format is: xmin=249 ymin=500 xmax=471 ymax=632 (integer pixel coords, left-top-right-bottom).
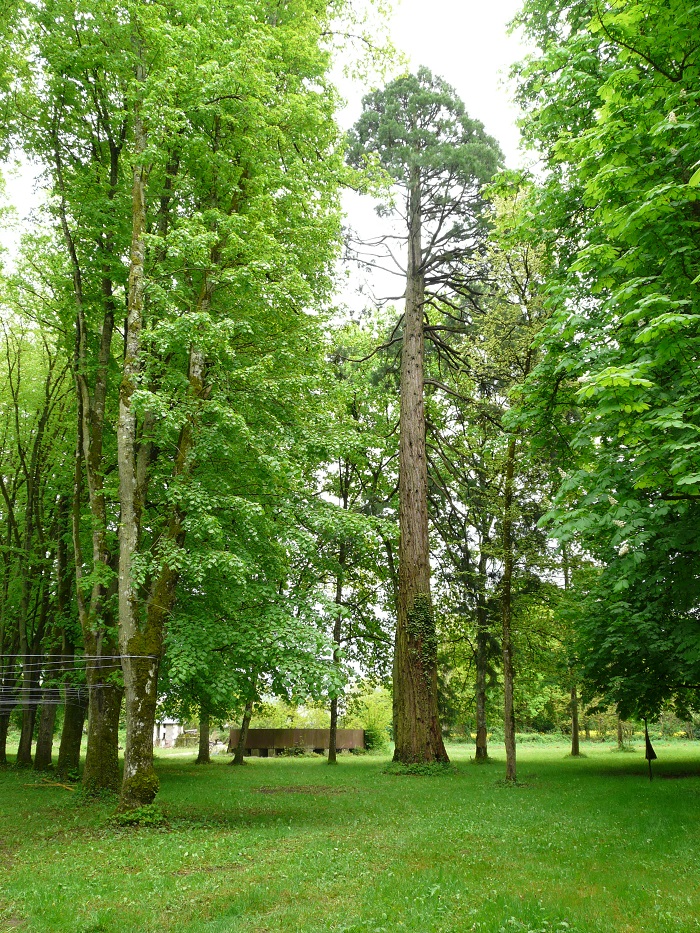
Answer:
xmin=1 ymin=741 xmax=700 ymax=932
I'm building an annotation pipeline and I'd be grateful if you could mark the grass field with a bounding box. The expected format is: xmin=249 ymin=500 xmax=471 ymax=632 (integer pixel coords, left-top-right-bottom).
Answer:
xmin=1 ymin=741 xmax=700 ymax=933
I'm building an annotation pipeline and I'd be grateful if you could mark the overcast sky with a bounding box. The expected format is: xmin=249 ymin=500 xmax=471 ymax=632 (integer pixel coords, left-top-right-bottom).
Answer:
xmin=344 ymin=0 xmax=528 ymax=164
xmin=339 ymin=0 xmax=530 ymax=312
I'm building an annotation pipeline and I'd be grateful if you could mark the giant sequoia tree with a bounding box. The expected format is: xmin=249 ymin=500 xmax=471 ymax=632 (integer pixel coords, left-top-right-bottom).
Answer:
xmin=348 ymin=69 xmax=501 ymax=762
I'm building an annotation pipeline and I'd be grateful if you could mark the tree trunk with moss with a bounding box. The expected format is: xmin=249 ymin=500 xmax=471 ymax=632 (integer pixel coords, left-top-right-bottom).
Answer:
xmin=393 ymin=169 xmax=448 ymax=765
xmin=34 ymin=701 xmax=58 ymax=771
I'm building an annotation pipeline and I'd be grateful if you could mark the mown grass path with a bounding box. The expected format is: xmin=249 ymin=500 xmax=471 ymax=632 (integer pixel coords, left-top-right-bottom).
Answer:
xmin=1 ymin=742 xmax=699 ymax=932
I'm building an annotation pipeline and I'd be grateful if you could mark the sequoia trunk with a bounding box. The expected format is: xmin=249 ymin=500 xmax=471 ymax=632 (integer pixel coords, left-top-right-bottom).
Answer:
xmin=393 ymin=167 xmax=447 ymax=764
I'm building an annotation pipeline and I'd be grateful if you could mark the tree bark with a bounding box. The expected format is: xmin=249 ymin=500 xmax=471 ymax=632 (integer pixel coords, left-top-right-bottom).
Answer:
xmin=56 ymin=689 xmax=88 ymax=778
xmin=393 ymin=166 xmax=448 ymax=765
xmin=570 ymin=684 xmax=580 ymax=757
xmin=0 ymin=712 xmax=10 ymax=766
xmin=501 ymin=437 xmax=517 ymax=783
xmin=82 ymin=665 xmax=123 ymax=792
xmin=617 ymin=715 xmax=624 ymax=750
xmin=33 ymin=702 xmax=58 ymax=771
xmin=195 ymin=710 xmax=211 ymax=764
xmin=231 ymin=696 xmax=254 ymax=766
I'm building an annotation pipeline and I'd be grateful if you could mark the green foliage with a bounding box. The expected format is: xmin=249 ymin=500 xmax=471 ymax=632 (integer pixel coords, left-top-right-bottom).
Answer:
xmin=342 ymin=683 xmax=393 ymax=750
xmin=110 ymin=803 xmax=166 ymax=828
xmin=382 ymin=760 xmax=455 ymax=777
xmin=407 ymin=594 xmax=438 ymax=673
xmin=512 ymin=0 xmax=700 ymax=717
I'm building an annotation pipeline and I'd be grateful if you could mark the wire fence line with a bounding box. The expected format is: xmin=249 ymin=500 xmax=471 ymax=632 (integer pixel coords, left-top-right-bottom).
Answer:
xmin=0 ymin=654 xmax=160 ymax=709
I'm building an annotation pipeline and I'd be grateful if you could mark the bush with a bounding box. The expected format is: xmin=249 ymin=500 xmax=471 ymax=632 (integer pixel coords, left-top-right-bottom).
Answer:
xmin=110 ymin=804 xmax=166 ymax=828
xmin=363 ymin=723 xmax=389 ymax=752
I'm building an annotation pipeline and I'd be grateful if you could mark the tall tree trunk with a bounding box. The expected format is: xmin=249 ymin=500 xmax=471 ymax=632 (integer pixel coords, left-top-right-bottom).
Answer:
xmin=393 ymin=167 xmax=448 ymax=765
xmin=474 ymin=542 xmax=490 ymax=762
xmin=328 ymin=536 xmax=346 ymax=766
xmin=36 ymin=500 xmax=75 ymax=773
xmin=501 ymin=437 xmax=517 ymax=783
xmin=195 ymin=710 xmax=210 ymax=764
xmin=617 ymin=715 xmax=624 ymax=750
xmin=118 ymin=97 xmax=162 ymax=807
xmin=56 ymin=116 xmax=122 ymax=793
xmin=16 ymin=701 xmax=37 ymax=766
xmin=17 ymin=584 xmax=49 ymax=767
xmin=231 ymin=696 xmax=254 ymax=766
xmin=570 ymin=684 xmax=580 ymax=757
xmin=561 ymin=546 xmax=580 ymax=758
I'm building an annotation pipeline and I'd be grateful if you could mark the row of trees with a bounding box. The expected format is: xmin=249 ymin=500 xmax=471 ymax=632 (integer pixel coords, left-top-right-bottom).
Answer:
xmin=2 ymin=0 xmax=698 ymax=798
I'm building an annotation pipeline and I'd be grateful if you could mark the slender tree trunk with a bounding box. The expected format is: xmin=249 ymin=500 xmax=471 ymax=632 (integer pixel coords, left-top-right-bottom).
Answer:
xmin=617 ymin=715 xmax=624 ymax=750
xmin=16 ymin=702 xmax=37 ymax=766
xmin=475 ymin=545 xmax=489 ymax=762
xmin=393 ymin=167 xmax=448 ymax=765
xmin=501 ymin=437 xmax=517 ymax=783
xmin=0 ymin=712 xmax=10 ymax=766
xmin=328 ymin=538 xmax=346 ymax=766
xmin=584 ymin=718 xmax=591 ymax=741
xmin=117 ymin=59 xmax=163 ymax=809
xmin=570 ymin=684 xmax=580 ymax=757
xmin=231 ymin=696 xmax=254 ymax=766
xmin=195 ymin=710 xmax=210 ymax=764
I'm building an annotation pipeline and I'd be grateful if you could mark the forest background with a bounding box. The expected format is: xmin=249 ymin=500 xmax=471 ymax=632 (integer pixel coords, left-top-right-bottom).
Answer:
xmin=0 ymin=0 xmax=699 ymax=808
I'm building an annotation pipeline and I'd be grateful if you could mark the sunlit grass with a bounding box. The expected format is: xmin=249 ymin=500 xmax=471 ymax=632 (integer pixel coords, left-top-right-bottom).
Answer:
xmin=1 ymin=741 xmax=699 ymax=932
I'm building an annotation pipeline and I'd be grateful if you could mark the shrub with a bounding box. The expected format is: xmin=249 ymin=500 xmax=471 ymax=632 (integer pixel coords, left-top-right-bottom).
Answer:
xmin=363 ymin=723 xmax=389 ymax=752
xmin=110 ymin=804 xmax=166 ymax=828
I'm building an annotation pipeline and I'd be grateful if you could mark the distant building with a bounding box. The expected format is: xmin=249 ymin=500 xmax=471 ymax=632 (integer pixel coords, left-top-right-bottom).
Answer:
xmin=153 ymin=718 xmax=183 ymax=748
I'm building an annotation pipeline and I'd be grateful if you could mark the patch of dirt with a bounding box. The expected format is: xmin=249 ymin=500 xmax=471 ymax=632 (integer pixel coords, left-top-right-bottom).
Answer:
xmin=256 ymin=785 xmax=346 ymax=795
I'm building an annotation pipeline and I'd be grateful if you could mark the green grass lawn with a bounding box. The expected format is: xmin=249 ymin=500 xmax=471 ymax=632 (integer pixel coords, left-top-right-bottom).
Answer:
xmin=2 ymin=741 xmax=700 ymax=933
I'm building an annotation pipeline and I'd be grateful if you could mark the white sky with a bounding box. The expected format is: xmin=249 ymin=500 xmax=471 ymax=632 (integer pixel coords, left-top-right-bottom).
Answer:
xmin=338 ymin=0 xmax=530 ymax=312
xmin=345 ymin=0 xmax=528 ymax=165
